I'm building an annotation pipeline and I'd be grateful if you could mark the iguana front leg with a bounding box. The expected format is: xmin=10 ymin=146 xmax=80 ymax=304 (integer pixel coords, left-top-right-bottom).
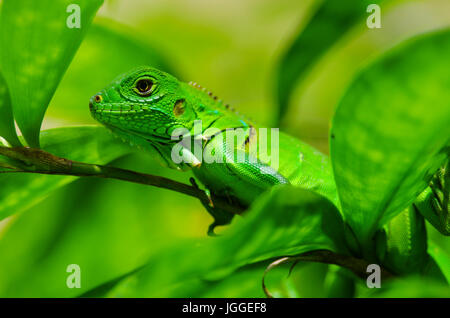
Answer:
xmin=192 ymin=135 xmax=289 ymax=235
xmin=189 ymin=177 xmax=237 ymax=236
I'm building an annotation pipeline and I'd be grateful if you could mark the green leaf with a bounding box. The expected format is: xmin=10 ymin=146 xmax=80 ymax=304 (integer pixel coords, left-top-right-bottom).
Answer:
xmin=0 ymin=126 xmax=131 ymax=220
xmin=330 ymin=30 xmax=450 ymax=247
xmin=104 ymin=186 xmax=345 ymax=297
xmin=0 ymin=72 xmax=20 ymax=146
xmin=275 ymin=0 xmax=382 ymax=124
xmin=82 ymin=263 xmax=277 ymax=298
xmin=0 ymin=0 xmax=103 ymax=147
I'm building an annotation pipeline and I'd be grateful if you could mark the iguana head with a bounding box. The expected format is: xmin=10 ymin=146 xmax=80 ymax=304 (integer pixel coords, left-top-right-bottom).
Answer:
xmin=90 ymin=66 xmax=250 ymax=168
xmin=90 ymin=66 xmax=196 ymax=141
xmin=89 ymin=66 xmax=201 ymax=168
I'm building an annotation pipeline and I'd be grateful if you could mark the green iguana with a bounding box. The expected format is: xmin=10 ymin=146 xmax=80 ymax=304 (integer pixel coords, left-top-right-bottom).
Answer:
xmin=89 ymin=66 xmax=338 ymax=234
xmin=89 ymin=66 xmax=448 ymax=244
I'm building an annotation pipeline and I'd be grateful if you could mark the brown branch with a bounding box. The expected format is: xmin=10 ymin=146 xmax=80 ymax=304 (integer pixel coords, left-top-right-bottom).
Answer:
xmin=262 ymin=250 xmax=394 ymax=298
xmin=0 ymin=146 xmax=245 ymax=215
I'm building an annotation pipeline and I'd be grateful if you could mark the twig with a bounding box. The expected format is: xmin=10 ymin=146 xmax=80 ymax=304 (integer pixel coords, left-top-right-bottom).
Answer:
xmin=262 ymin=250 xmax=394 ymax=298
xmin=0 ymin=146 xmax=245 ymax=215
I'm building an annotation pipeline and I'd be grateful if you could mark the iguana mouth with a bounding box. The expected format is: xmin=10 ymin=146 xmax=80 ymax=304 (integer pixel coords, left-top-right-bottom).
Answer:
xmin=90 ymin=101 xmax=153 ymax=114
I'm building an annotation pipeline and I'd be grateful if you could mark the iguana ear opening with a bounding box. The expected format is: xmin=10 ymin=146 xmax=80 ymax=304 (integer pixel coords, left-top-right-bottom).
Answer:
xmin=173 ymin=98 xmax=196 ymax=127
xmin=173 ymin=99 xmax=185 ymax=117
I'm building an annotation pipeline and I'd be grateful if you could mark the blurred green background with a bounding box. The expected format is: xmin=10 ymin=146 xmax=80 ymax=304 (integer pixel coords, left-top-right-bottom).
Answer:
xmin=0 ymin=0 xmax=449 ymax=297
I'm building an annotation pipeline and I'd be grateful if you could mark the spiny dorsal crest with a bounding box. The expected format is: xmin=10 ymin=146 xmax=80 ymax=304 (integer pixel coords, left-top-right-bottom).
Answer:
xmin=188 ymin=80 xmax=236 ymax=112
xmin=187 ymin=80 xmax=255 ymax=124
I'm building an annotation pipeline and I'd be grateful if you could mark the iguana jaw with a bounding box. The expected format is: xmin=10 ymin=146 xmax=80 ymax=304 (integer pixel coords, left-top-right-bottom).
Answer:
xmin=89 ymin=87 xmax=186 ymax=170
xmin=102 ymin=123 xmax=189 ymax=170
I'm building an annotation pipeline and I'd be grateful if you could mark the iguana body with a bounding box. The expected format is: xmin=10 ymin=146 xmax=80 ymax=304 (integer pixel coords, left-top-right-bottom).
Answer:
xmin=89 ymin=67 xmax=338 ymax=231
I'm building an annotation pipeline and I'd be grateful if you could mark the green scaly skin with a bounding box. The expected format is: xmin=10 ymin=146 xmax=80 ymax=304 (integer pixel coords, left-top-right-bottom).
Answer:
xmin=415 ymin=157 xmax=449 ymax=236
xmin=89 ymin=67 xmax=338 ymax=233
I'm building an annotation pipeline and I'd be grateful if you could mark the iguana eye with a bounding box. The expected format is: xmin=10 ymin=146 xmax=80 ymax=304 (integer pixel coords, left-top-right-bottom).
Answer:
xmin=135 ymin=78 xmax=153 ymax=96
